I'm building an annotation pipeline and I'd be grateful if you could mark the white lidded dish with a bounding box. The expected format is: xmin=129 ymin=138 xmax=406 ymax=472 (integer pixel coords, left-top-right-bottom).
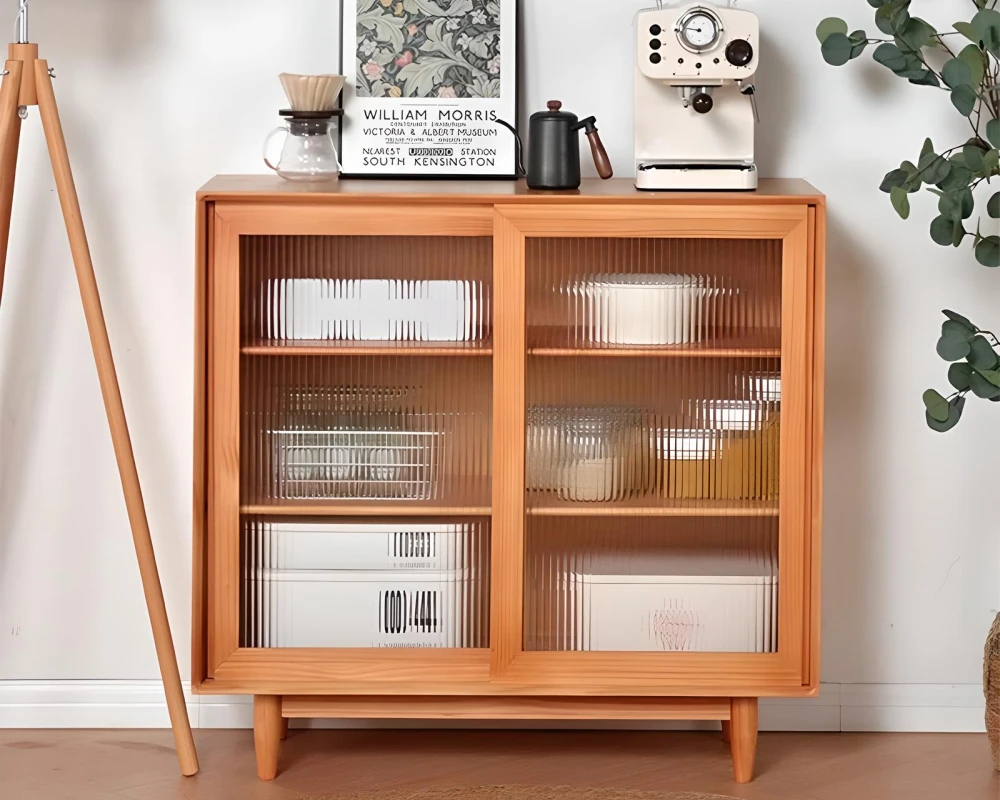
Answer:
xmin=572 ymin=273 xmax=709 ymax=346
xmin=261 ymin=278 xmax=489 ymax=342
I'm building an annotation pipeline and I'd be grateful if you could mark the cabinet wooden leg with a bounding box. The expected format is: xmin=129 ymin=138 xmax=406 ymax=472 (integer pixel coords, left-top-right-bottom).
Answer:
xmin=730 ymin=697 xmax=758 ymax=784
xmin=721 ymin=719 xmax=731 ymax=744
xmin=253 ymin=696 xmax=282 ymax=781
xmin=280 ymin=717 xmax=289 ymax=741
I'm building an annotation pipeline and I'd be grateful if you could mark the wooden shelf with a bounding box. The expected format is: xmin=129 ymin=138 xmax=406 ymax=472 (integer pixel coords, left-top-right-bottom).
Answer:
xmin=527 ymin=328 xmax=781 ymax=358
xmin=241 ymin=485 xmax=492 ymax=518
xmin=526 ymin=497 xmax=779 ymax=518
xmin=242 ymin=341 xmax=492 ymax=357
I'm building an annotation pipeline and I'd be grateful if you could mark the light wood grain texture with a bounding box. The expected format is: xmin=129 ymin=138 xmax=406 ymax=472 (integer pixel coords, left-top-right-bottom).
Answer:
xmin=0 ymin=60 xmax=22 ymax=304
xmin=7 ymin=43 xmax=36 ymax=105
xmin=208 ymin=210 xmax=241 ymax=672
xmin=199 ymin=175 xmax=823 ymax=204
xmin=33 ymin=60 xmax=198 ymax=777
xmin=721 ymin=719 xmax=731 ymax=744
xmin=282 ymin=696 xmax=730 ymax=721
xmin=491 ymin=210 xmax=526 ymax=677
xmin=215 ymin=202 xmax=493 ymax=237
xmin=730 ymin=697 xmax=759 ymax=784
xmin=253 ymin=695 xmax=282 ymax=781
xmin=526 ymin=498 xmax=779 ymax=518
xmin=241 ymin=342 xmax=493 ymax=357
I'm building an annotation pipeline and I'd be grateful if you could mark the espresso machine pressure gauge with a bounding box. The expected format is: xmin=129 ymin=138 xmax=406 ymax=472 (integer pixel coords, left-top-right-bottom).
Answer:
xmin=677 ymin=8 xmax=722 ymax=52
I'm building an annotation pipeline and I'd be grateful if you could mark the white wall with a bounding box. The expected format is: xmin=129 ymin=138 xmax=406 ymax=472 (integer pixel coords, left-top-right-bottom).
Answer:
xmin=0 ymin=0 xmax=996 ymax=721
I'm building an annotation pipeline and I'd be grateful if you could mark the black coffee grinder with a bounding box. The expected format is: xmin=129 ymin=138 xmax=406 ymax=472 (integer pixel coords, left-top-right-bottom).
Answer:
xmin=498 ymin=101 xmax=613 ymax=190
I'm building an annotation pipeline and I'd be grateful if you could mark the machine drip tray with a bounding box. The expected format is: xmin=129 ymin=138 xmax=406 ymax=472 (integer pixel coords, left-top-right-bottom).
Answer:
xmin=636 ymin=163 xmax=758 ymax=192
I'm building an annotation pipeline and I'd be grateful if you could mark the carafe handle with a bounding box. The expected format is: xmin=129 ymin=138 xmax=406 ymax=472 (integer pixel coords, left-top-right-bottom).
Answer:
xmin=576 ymin=117 xmax=613 ymax=180
xmin=263 ymin=126 xmax=287 ymax=172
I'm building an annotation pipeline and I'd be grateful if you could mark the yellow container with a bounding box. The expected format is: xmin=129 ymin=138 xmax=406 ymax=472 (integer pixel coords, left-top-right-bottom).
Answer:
xmin=662 ymin=417 xmax=779 ymax=501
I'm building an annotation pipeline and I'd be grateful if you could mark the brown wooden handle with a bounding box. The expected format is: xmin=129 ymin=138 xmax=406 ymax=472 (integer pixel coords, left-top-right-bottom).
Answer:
xmin=586 ymin=129 xmax=613 ymax=180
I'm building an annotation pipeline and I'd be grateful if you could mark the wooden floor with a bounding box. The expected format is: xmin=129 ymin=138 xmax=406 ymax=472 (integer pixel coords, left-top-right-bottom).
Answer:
xmin=0 ymin=729 xmax=996 ymax=800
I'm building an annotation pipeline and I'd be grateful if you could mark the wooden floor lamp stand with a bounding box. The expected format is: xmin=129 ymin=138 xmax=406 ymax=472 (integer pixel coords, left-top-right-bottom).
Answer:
xmin=0 ymin=41 xmax=199 ymax=777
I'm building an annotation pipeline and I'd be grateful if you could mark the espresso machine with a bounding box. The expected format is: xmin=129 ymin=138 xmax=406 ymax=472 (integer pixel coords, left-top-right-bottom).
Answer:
xmin=635 ymin=2 xmax=759 ymax=191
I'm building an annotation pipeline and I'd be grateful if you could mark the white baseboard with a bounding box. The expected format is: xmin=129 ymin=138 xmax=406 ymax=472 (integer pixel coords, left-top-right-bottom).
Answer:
xmin=0 ymin=681 xmax=985 ymax=733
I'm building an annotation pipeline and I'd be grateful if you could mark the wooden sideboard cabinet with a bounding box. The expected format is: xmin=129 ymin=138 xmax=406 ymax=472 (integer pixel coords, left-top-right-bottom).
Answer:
xmin=193 ymin=176 xmax=825 ymax=784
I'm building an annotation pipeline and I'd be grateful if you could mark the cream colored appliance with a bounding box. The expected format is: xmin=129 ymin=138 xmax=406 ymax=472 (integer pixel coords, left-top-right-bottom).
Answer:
xmin=635 ymin=2 xmax=760 ymax=191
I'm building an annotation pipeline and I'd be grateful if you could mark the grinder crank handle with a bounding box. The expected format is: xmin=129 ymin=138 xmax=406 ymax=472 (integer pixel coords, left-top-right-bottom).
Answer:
xmin=578 ymin=118 xmax=613 ymax=180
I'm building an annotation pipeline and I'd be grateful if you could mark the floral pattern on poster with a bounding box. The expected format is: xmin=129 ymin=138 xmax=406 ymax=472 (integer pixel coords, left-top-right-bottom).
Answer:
xmin=356 ymin=0 xmax=502 ymax=99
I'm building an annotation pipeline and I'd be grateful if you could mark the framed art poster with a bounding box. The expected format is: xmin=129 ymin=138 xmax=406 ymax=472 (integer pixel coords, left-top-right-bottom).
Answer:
xmin=341 ymin=0 xmax=518 ymax=178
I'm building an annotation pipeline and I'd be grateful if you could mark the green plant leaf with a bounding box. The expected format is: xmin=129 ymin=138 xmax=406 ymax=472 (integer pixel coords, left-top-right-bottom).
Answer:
xmin=989 ymin=192 xmax=1000 ymax=219
xmin=938 ymin=162 xmax=973 ymax=193
xmin=849 ymin=30 xmax=870 ymax=58
xmin=943 ymin=310 xmax=976 ymax=329
xmin=816 ymin=17 xmax=849 ymax=43
xmin=918 ymin=151 xmax=951 ymax=185
xmin=898 ymin=17 xmax=935 ymax=51
xmin=908 ymin=69 xmax=940 ymax=87
xmin=970 ymin=370 xmax=1000 ymax=399
xmin=942 ymin=319 xmax=976 ymax=339
xmin=978 ymin=368 xmax=1000 ymax=388
xmin=930 ymin=215 xmax=957 ymax=245
xmin=821 ymin=32 xmax=855 ymax=66
xmin=890 ymin=185 xmax=910 ymax=219
xmin=954 ymin=21 xmax=979 ymax=43
xmin=986 ymin=149 xmax=1000 ymax=172
xmin=951 ymin=85 xmax=977 ymax=116
xmin=959 ymin=188 xmax=975 ymax=219
xmin=942 ymin=57 xmax=973 ymax=88
xmin=968 ymin=335 xmax=1000 ymax=370
xmin=964 ymin=143 xmax=986 ymax=173
xmin=988 ymin=119 xmax=1000 ymax=149
xmin=874 ymin=42 xmax=909 ymax=71
xmin=880 ymin=168 xmax=910 ymax=193
xmin=920 ymin=138 xmax=935 ymax=160
xmin=868 ymin=0 xmax=889 ymax=6
xmin=976 ymin=236 xmax=1000 ymax=267
xmin=971 ymin=8 xmax=1000 ymax=55
xmin=922 ymin=388 xmax=951 ymax=422
xmin=958 ymin=44 xmax=986 ymax=87
xmin=948 ymin=362 xmax=974 ymax=391
xmin=926 ymin=396 xmax=965 ymax=433
xmin=876 ymin=0 xmax=911 ymax=35
xmin=937 ymin=333 xmax=972 ymax=361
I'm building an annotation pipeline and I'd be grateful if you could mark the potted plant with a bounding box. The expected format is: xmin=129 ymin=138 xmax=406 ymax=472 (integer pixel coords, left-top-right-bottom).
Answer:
xmin=817 ymin=0 xmax=1000 ymax=767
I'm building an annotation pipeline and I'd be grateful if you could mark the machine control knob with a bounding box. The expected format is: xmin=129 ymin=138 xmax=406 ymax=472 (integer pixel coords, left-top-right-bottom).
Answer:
xmin=650 ymin=39 xmax=661 ymax=50
xmin=692 ymin=92 xmax=714 ymax=114
xmin=649 ymin=24 xmax=662 ymax=36
xmin=649 ymin=53 xmax=662 ymax=64
xmin=726 ymin=39 xmax=754 ymax=67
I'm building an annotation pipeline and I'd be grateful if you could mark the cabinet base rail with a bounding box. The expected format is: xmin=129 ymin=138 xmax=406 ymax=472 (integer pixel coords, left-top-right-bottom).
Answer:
xmin=252 ymin=695 xmax=759 ymax=784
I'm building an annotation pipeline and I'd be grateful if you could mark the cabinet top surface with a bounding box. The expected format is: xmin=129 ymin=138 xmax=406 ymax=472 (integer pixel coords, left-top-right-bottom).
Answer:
xmin=198 ymin=176 xmax=823 ymax=205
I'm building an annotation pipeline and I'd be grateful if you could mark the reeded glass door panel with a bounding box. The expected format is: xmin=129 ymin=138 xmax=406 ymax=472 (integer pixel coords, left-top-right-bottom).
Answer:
xmin=243 ymin=235 xmax=492 ymax=352
xmin=527 ymin=238 xmax=780 ymax=354
xmin=235 ymin=233 xmax=492 ymax=650
xmin=241 ymin=517 xmax=490 ymax=649
xmin=524 ymin=518 xmax=777 ymax=653
xmin=523 ymin=235 xmax=782 ymax=654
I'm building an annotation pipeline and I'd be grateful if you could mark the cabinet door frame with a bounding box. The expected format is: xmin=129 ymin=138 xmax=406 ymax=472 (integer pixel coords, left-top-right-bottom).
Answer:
xmin=203 ymin=202 xmax=496 ymax=692
xmin=490 ymin=204 xmax=821 ymax=697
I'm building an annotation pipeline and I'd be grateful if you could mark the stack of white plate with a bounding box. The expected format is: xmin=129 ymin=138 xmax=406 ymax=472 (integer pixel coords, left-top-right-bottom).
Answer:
xmin=563 ymin=541 xmax=778 ymax=653
xmin=571 ymin=274 xmax=708 ymax=346
xmin=261 ymin=278 xmax=489 ymax=342
xmin=243 ymin=521 xmax=488 ymax=648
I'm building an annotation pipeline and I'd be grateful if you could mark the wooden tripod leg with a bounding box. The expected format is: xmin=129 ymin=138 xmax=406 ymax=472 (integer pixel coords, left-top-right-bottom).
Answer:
xmin=0 ymin=60 xmax=23 ymax=302
xmin=33 ymin=59 xmax=199 ymax=777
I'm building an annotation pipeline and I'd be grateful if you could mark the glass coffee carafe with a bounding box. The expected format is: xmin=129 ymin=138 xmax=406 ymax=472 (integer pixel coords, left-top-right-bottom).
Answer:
xmin=264 ymin=110 xmax=342 ymax=182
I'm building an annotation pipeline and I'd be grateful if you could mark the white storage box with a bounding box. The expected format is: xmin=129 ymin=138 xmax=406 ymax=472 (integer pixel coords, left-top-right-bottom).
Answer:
xmin=245 ymin=521 xmax=471 ymax=571
xmin=250 ymin=568 xmax=467 ymax=648
xmin=261 ymin=278 xmax=489 ymax=342
xmin=566 ymin=548 xmax=778 ymax=653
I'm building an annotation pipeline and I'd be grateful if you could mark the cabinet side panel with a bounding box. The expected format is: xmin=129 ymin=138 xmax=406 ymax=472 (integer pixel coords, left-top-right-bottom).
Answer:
xmin=808 ymin=204 xmax=826 ymax=691
xmin=192 ymin=199 xmax=212 ymax=686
